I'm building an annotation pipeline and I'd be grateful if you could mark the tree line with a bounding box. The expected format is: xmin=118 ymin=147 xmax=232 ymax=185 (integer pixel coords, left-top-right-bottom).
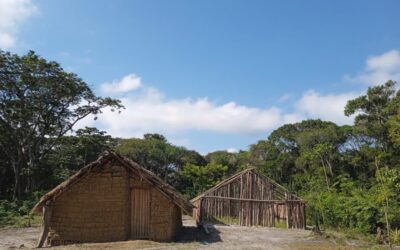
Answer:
xmin=1 ymin=50 xmax=400 ymax=243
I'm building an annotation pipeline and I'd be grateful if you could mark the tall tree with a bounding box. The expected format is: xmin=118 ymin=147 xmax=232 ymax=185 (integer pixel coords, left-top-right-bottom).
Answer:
xmin=0 ymin=50 xmax=123 ymax=199
xmin=117 ymin=133 xmax=206 ymax=188
xmin=345 ymin=80 xmax=400 ymax=154
xmin=40 ymin=127 xmax=118 ymax=188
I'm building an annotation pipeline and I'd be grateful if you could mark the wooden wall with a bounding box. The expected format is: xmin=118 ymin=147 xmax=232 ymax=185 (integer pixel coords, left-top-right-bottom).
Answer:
xmin=149 ymin=186 xmax=182 ymax=241
xmin=48 ymin=164 xmax=129 ymax=246
xmin=47 ymin=163 xmax=182 ymax=246
xmin=193 ymin=170 xmax=306 ymax=229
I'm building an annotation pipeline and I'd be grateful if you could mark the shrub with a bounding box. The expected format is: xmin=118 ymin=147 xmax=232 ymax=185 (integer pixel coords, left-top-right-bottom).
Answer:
xmin=0 ymin=191 xmax=45 ymax=227
xmin=390 ymin=229 xmax=400 ymax=245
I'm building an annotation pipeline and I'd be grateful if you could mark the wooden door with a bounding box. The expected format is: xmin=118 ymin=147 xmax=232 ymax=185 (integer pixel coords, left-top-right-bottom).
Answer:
xmin=131 ymin=188 xmax=150 ymax=239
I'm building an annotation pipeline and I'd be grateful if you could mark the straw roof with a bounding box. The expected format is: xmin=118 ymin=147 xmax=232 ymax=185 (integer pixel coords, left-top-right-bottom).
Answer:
xmin=32 ymin=150 xmax=193 ymax=214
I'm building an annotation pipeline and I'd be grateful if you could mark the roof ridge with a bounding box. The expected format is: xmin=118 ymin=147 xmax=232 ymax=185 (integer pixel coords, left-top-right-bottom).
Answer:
xmin=191 ymin=167 xmax=303 ymax=202
xmin=32 ymin=150 xmax=193 ymax=214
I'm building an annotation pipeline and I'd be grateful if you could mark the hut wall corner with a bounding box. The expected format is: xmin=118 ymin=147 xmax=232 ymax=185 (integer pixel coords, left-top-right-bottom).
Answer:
xmin=47 ymin=164 xmax=129 ymax=246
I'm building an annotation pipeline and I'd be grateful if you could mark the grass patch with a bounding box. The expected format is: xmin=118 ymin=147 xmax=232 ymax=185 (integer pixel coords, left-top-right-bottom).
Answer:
xmin=0 ymin=212 xmax=42 ymax=228
xmin=275 ymin=219 xmax=287 ymax=228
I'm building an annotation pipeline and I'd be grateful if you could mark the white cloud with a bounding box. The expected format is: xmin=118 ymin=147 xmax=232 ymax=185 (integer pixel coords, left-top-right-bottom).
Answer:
xmin=76 ymin=50 xmax=400 ymax=151
xmin=77 ymin=71 xmax=368 ymax=141
xmin=93 ymin=88 xmax=297 ymax=137
xmin=100 ymin=74 xmax=142 ymax=94
xmin=226 ymin=148 xmax=238 ymax=153
xmin=0 ymin=0 xmax=37 ymax=49
xmin=169 ymin=137 xmax=191 ymax=148
xmin=296 ymin=90 xmax=358 ymax=125
xmin=84 ymin=52 xmax=400 ymax=139
xmin=367 ymin=50 xmax=400 ymax=73
xmin=344 ymin=50 xmax=400 ymax=85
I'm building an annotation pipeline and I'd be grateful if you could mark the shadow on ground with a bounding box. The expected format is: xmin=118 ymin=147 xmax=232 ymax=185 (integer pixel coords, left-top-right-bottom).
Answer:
xmin=177 ymin=224 xmax=222 ymax=245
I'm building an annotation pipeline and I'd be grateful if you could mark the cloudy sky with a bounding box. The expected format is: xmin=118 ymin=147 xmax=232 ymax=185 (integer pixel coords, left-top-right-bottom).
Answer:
xmin=1 ymin=0 xmax=400 ymax=153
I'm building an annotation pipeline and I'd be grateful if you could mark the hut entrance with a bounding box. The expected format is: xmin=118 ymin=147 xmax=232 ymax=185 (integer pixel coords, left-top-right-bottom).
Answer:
xmin=130 ymin=188 xmax=150 ymax=239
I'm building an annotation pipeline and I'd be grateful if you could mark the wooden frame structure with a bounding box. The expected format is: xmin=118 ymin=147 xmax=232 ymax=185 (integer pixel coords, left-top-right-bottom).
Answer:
xmin=191 ymin=168 xmax=306 ymax=229
xmin=32 ymin=150 xmax=193 ymax=247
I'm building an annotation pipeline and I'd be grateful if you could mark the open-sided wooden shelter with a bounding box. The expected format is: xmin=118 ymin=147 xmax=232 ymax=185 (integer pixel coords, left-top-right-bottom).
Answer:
xmin=32 ymin=150 xmax=193 ymax=247
xmin=191 ymin=168 xmax=306 ymax=229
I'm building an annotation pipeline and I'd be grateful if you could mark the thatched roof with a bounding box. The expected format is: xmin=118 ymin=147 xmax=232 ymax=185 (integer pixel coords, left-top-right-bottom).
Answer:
xmin=191 ymin=167 xmax=303 ymax=202
xmin=32 ymin=150 xmax=193 ymax=214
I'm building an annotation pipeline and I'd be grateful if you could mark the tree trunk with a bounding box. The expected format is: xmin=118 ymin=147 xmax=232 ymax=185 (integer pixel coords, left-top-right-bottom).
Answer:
xmin=319 ymin=155 xmax=330 ymax=192
xmin=325 ymin=158 xmax=334 ymax=177
xmin=375 ymin=160 xmax=392 ymax=249
xmin=12 ymin=161 xmax=21 ymax=200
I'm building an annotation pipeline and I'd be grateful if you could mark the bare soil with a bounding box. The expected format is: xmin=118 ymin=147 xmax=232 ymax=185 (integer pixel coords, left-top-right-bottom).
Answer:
xmin=0 ymin=217 xmax=391 ymax=250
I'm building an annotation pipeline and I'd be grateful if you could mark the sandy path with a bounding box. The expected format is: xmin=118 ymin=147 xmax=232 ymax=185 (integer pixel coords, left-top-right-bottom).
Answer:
xmin=0 ymin=218 xmax=388 ymax=250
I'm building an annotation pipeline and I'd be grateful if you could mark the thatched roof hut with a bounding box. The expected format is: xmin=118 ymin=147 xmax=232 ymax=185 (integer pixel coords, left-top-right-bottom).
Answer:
xmin=32 ymin=150 xmax=193 ymax=247
xmin=191 ymin=168 xmax=306 ymax=229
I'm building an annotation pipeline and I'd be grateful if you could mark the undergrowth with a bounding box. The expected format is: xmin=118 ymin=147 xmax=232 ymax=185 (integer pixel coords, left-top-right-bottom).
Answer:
xmin=0 ymin=191 xmax=44 ymax=227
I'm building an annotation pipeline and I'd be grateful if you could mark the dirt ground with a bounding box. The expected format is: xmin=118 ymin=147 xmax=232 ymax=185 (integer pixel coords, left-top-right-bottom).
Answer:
xmin=0 ymin=217 xmax=393 ymax=250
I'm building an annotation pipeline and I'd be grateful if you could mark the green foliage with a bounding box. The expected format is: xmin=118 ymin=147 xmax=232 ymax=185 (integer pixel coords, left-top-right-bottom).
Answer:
xmin=0 ymin=191 xmax=44 ymax=227
xmin=0 ymin=50 xmax=123 ymax=199
xmin=179 ymin=163 xmax=229 ymax=198
xmin=40 ymin=127 xmax=118 ymax=187
xmin=1 ymin=54 xmax=400 ymax=244
xmin=117 ymin=134 xmax=206 ymax=191
xmin=390 ymin=229 xmax=400 ymax=245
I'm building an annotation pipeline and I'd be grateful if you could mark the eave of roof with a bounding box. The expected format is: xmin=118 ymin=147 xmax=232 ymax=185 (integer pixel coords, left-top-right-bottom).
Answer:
xmin=32 ymin=150 xmax=193 ymax=215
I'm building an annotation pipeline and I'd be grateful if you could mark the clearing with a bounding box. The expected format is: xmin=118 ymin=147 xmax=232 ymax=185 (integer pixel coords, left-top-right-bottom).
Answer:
xmin=0 ymin=217 xmax=392 ymax=250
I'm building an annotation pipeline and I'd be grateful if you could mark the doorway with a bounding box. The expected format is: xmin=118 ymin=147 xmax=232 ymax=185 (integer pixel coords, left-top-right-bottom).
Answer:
xmin=131 ymin=188 xmax=150 ymax=239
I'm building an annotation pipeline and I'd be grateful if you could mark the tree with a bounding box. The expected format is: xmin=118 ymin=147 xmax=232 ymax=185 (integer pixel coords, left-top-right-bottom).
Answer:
xmin=265 ymin=120 xmax=346 ymax=189
xmin=40 ymin=127 xmax=118 ymax=188
xmin=205 ymin=150 xmax=239 ymax=175
xmin=0 ymin=50 xmax=123 ymax=199
xmin=179 ymin=163 xmax=229 ymax=198
xmin=117 ymin=134 xmax=206 ymax=189
xmin=345 ymin=80 xmax=400 ymax=153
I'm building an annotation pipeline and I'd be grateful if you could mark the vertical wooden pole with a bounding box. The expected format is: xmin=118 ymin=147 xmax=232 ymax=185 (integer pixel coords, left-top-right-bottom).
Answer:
xmin=37 ymin=201 xmax=52 ymax=248
xmin=272 ymin=202 xmax=275 ymax=227
xmin=249 ymin=172 xmax=253 ymax=226
xmin=228 ymin=183 xmax=231 ymax=221
xmin=240 ymin=175 xmax=243 ymax=226
xmin=126 ymin=174 xmax=131 ymax=240
xmin=303 ymin=203 xmax=306 ymax=229
xmin=197 ymin=198 xmax=203 ymax=226
xmin=285 ymin=192 xmax=290 ymax=229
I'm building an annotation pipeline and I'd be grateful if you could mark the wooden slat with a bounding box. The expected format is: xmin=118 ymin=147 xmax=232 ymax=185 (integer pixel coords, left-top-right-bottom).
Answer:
xmin=131 ymin=188 xmax=150 ymax=239
xmin=204 ymin=196 xmax=300 ymax=203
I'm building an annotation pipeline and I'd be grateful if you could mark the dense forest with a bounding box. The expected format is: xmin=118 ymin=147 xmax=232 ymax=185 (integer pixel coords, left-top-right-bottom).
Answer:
xmin=1 ymin=51 xmax=400 ymax=244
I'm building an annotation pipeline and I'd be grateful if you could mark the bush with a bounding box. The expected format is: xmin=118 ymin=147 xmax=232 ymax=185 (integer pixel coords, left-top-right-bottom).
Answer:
xmin=390 ymin=229 xmax=400 ymax=245
xmin=305 ymin=189 xmax=380 ymax=234
xmin=0 ymin=191 xmax=45 ymax=227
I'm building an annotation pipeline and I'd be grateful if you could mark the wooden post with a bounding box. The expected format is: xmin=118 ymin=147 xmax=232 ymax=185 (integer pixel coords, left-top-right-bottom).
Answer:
xmin=286 ymin=202 xmax=291 ymax=229
xmin=197 ymin=198 xmax=203 ymax=226
xmin=303 ymin=203 xmax=306 ymax=229
xmin=285 ymin=192 xmax=290 ymax=229
xmin=228 ymin=183 xmax=231 ymax=220
xmin=37 ymin=201 xmax=52 ymax=248
xmin=126 ymin=175 xmax=131 ymax=240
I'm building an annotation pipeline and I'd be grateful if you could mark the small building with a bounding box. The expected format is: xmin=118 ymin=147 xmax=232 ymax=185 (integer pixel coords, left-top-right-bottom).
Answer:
xmin=32 ymin=150 xmax=193 ymax=247
xmin=191 ymin=168 xmax=306 ymax=229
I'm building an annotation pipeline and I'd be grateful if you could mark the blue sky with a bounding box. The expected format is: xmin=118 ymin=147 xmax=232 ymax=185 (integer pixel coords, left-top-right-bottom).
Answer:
xmin=1 ymin=0 xmax=400 ymax=154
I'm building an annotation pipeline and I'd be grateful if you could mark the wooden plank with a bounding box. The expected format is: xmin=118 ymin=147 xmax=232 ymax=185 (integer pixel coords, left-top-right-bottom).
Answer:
xmin=131 ymin=188 xmax=150 ymax=239
xmin=203 ymin=196 xmax=301 ymax=203
xmin=37 ymin=201 xmax=52 ymax=248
